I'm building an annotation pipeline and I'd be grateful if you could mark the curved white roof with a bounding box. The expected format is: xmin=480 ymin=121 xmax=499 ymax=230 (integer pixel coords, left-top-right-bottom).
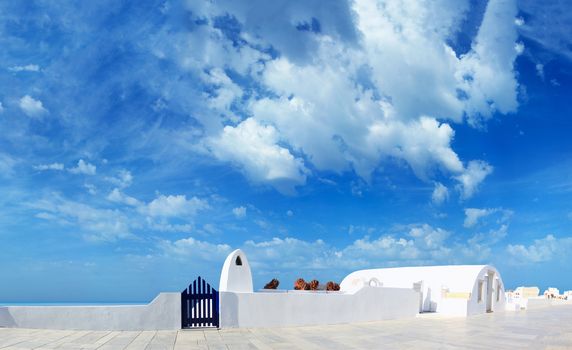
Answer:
xmin=341 ymin=265 xmax=501 ymax=293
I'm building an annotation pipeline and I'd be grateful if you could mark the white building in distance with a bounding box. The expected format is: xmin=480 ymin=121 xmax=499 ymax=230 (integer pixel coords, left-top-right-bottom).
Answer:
xmin=341 ymin=265 xmax=506 ymax=316
xmin=514 ymin=286 xmax=540 ymax=299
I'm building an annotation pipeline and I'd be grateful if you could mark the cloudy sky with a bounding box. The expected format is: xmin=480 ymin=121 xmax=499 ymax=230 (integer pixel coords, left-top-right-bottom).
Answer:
xmin=1 ymin=0 xmax=571 ymax=302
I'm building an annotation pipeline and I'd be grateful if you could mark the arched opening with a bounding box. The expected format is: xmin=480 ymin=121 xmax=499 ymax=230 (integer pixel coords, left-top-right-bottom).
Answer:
xmin=235 ymin=256 xmax=243 ymax=266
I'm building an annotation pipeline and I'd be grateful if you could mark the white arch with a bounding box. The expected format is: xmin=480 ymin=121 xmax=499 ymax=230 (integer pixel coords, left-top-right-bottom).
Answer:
xmin=219 ymin=249 xmax=253 ymax=293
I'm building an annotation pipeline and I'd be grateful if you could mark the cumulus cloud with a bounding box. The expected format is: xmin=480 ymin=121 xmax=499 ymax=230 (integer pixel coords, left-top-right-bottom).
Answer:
xmin=455 ymin=160 xmax=493 ymax=199
xmin=68 ymin=159 xmax=97 ymax=175
xmin=19 ymin=95 xmax=48 ymax=118
xmin=507 ymin=234 xmax=572 ymax=264
xmin=161 ymin=224 xmax=468 ymax=273
xmin=243 ymin=237 xmax=332 ymax=270
xmin=84 ymin=183 xmax=97 ymax=195
xmin=207 ymin=118 xmax=308 ymax=194
xmin=232 ymin=206 xmax=247 ymax=218
xmin=464 ymin=208 xmax=494 ymax=228
xmin=457 ymin=0 xmax=520 ymax=126
xmin=464 ymin=207 xmax=513 ymax=228
xmin=34 ymin=163 xmax=64 ymax=171
xmin=144 ymin=194 xmax=209 ymax=218
xmin=432 ymin=182 xmax=449 ymax=205
xmin=468 ymin=224 xmax=508 ymax=246
xmin=158 ymin=237 xmax=231 ymax=262
xmin=105 ymin=170 xmax=133 ymax=188
xmin=107 ymin=188 xmax=141 ymax=207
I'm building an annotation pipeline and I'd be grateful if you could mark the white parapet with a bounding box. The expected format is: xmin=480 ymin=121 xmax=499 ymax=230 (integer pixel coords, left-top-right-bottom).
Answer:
xmin=219 ymin=286 xmax=419 ymax=328
xmin=0 ymin=293 xmax=181 ymax=331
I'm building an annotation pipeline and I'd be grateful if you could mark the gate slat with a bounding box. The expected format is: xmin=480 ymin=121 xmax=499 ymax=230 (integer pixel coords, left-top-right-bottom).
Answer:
xmin=198 ymin=277 xmax=202 ymax=327
xmin=207 ymin=283 xmax=211 ymax=326
xmin=202 ymin=280 xmax=208 ymax=326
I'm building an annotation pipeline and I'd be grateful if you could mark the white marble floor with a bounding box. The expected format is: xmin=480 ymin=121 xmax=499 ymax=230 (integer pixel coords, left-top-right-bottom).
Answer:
xmin=2 ymin=305 xmax=572 ymax=349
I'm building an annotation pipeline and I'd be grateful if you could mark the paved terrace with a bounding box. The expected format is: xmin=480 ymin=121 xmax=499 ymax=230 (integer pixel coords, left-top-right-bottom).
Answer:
xmin=1 ymin=305 xmax=572 ymax=349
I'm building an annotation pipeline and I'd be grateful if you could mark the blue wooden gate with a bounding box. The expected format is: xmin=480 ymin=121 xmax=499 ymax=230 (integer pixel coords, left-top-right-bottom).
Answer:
xmin=181 ymin=276 xmax=219 ymax=328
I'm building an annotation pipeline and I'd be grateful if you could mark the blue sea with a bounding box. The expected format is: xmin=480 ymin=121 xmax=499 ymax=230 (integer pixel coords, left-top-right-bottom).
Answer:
xmin=0 ymin=302 xmax=147 ymax=306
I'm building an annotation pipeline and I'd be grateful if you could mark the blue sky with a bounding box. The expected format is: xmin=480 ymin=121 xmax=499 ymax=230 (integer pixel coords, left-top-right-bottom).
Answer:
xmin=1 ymin=0 xmax=571 ymax=302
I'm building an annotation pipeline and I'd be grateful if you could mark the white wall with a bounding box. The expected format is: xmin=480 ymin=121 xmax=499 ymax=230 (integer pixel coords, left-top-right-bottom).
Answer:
xmin=220 ymin=286 xmax=419 ymax=328
xmin=0 ymin=293 xmax=181 ymax=331
xmin=506 ymin=297 xmax=572 ymax=311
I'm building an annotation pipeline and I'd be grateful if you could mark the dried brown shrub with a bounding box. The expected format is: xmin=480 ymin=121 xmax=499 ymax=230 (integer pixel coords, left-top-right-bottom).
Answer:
xmin=264 ymin=278 xmax=280 ymax=289
xmin=326 ymin=281 xmax=340 ymax=291
xmin=309 ymin=280 xmax=320 ymax=290
xmin=294 ymin=278 xmax=307 ymax=290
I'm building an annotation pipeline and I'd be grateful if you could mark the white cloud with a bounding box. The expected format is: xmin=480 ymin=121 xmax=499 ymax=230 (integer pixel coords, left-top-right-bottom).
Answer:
xmin=432 ymin=182 xmax=449 ymax=205
xmin=201 ymin=68 xmax=244 ymax=122
xmin=535 ymin=63 xmax=545 ymax=80
xmin=144 ymin=194 xmax=209 ymax=218
xmin=514 ymin=17 xmax=525 ymax=26
xmin=408 ymin=224 xmax=450 ymax=251
xmin=68 ymin=159 xmax=97 ymax=175
xmin=105 ymin=170 xmax=133 ymax=188
xmin=207 ymin=118 xmax=308 ymax=194
xmin=507 ymin=234 xmax=572 ymax=264
xmin=147 ymin=220 xmax=194 ymax=233
xmin=31 ymin=188 xmax=213 ymax=242
xmin=19 ymin=95 xmax=48 ymax=118
xmin=0 ymin=102 xmax=4 ymax=113
xmin=34 ymin=163 xmax=64 ymax=171
xmin=464 ymin=207 xmax=513 ymax=228
xmin=455 ymin=160 xmax=493 ymax=199
xmin=33 ymin=194 xmax=133 ymax=242
xmin=457 ymin=0 xmax=520 ymax=126
xmin=161 ymin=224 xmax=471 ymax=273
xmin=464 ymin=208 xmax=494 ymax=228
xmin=173 ymin=0 xmax=519 ymax=197
xmin=9 ymin=64 xmax=40 ymax=72
xmin=232 ymin=206 xmax=247 ymax=218
xmin=84 ymin=183 xmax=97 ymax=195
xmin=107 ymin=188 xmax=141 ymax=207
xmin=468 ymin=224 xmax=508 ymax=246
xmin=514 ymin=42 xmax=525 ymax=55
xmin=159 ymin=237 xmax=231 ymax=262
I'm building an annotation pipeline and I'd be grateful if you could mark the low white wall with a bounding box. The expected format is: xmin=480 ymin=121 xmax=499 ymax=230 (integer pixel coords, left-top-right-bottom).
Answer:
xmin=220 ymin=286 xmax=419 ymax=328
xmin=506 ymin=298 xmax=572 ymax=311
xmin=0 ymin=293 xmax=181 ymax=331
